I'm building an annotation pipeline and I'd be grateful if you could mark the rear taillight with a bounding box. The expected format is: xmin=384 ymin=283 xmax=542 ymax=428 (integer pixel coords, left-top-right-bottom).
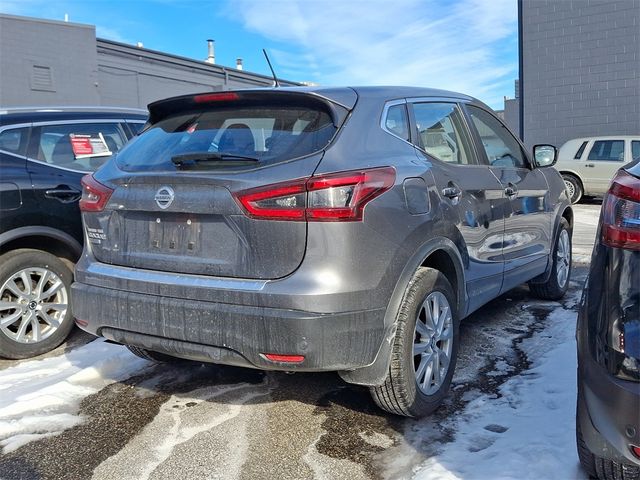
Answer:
xmin=79 ymin=175 xmax=113 ymax=212
xmin=234 ymin=167 xmax=396 ymax=222
xmin=602 ymin=170 xmax=640 ymax=251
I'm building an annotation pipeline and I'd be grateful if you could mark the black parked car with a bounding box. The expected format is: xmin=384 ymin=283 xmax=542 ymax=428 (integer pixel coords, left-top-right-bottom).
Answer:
xmin=72 ymin=87 xmax=573 ymax=417
xmin=0 ymin=107 xmax=146 ymax=359
xmin=577 ymin=160 xmax=640 ymax=479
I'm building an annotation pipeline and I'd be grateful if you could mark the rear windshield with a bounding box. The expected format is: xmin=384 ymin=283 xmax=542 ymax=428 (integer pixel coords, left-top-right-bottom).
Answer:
xmin=116 ymin=105 xmax=336 ymax=171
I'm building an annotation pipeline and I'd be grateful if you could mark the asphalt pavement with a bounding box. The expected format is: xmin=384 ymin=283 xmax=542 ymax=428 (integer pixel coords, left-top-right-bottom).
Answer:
xmin=0 ymin=203 xmax=601 ymax=480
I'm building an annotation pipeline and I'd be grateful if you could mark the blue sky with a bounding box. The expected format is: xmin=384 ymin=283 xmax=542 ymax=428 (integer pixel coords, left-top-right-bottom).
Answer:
xmin=2 ymin=0 xmax=519 ymax=109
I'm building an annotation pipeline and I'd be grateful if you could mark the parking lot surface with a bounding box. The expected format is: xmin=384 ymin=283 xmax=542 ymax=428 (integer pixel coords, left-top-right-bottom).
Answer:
xmin=0 ymin=203 xmax=601 ymax=480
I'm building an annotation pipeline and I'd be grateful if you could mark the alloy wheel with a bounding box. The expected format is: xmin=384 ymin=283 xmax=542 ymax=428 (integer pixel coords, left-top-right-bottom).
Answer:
xmin=413 ymin=291 xmax=453 ymax=395
xmin=0 ymin=268 xmax=68 ymax=344
xmin=564 ymin=180 xmax=575 ymax=199
xmin=556 ymin=229 xmax=571 ymax=288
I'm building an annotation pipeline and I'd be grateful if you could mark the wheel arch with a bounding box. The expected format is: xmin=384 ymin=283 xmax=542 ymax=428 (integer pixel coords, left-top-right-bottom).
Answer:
xmin=0 ymin=227 xmax=82 ymax=263
xmin=559 ymin=170 xmax=585 ymax=191
xmin=339 ymin=237 xmax=466 ymax=386
xmin=529 ymin=206 xmax=573 ymax=286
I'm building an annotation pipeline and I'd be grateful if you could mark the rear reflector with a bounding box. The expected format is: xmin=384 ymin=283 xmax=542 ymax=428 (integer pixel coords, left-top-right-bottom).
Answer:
xmin=194 ymin=92 xmax=239 ymax=103
xmin=79 ymin=175 xmax=114 ymax=212
xmin=263 ymin=353 xmax=305 ymax=363
xmin=234 ymin=166 xmax=396 ymax=222
xmin=602 ymin=171 xmax=640 ymax=251
xmin=75 ymin=319 xmax=89 ymax=327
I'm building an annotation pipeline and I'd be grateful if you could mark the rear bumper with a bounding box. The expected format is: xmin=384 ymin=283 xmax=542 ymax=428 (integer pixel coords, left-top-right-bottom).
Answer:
xmin=71 ymin=281 xmax=387 ymax=372
xmin=577 ymin=353 xmax=640 ymax=467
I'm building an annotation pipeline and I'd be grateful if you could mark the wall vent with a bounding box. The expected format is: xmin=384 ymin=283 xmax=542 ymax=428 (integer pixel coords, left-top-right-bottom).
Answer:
xmin=30 ymin=65 xmax=55 ymax=92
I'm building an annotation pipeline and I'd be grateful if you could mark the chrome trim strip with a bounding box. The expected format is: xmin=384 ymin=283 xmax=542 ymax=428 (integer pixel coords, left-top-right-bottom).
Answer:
xmin=85 ymin=262 xmax=269 ymax=292
xmin=0 ymin=150 xmax=28 ymax=159
xmin=0 ymin=122 xmax=32 ymax=132
xmin=1 ymin=106 xmax=146 ymax=114
xmin=26 ymin=157 xmax=92 ymax=174
xmin=31 ymin=119 xmax=130 ymax=127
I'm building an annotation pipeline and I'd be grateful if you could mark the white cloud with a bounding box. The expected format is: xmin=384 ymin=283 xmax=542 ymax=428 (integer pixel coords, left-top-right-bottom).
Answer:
xmin=95 ymin=25 xmax=130 ymax=43
xmin=231 ymin=0 xmax=518 ymax=108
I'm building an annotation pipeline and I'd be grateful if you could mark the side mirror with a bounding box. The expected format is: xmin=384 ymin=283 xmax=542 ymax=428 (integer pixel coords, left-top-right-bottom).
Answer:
xmin=533 ymin=144 xmax=557 ymax=168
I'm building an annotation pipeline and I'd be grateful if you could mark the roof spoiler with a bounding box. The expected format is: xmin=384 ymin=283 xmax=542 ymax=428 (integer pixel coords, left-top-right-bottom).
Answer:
xmin=147 ymin=89 xmax=356 ymax=127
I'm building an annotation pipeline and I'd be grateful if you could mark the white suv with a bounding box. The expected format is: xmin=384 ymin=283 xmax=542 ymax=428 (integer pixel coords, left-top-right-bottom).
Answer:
xmin=555 ymin=136 xmax=640 ymax=203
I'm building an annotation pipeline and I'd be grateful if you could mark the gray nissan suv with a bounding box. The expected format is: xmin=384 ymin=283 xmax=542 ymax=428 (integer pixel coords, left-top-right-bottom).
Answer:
xmin=71 ymin=87 xmax=573 ymax=417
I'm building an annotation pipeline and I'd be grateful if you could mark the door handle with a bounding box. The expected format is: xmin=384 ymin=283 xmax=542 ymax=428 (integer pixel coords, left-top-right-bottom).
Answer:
xmin=585 ymin=163 xmax=595 ymax=168
xmin=504 ymin=185 xmax=518 ymax=199
xmin=442 ymin=186 xmax=462 ymax=199
xmin=45 ymin=188 xmax=81 ymax=203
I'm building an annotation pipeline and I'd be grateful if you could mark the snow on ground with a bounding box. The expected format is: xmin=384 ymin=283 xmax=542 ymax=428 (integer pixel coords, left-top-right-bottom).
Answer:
xmin=0 ymin=339 xmax=147 ymax=453
xmin=412 ymin=301 xmax=586 ymax=480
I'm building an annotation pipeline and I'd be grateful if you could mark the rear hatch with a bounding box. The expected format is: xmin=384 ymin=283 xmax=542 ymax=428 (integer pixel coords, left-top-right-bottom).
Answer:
xmin=83 ymin=90 xmax=354 ymax=279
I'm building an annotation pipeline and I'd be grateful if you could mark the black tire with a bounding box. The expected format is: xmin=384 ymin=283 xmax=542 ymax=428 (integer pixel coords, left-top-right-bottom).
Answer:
xmin=0 ymin=249 xmax=74 ymax=359
xmin=577 ymin=387 xmax=640 ymax=480
xmin=371 ymin=267 xmax=459 ymax=418
xmin=562 ymin=174 xmax=583 ymax=204
xmin=529 ymin=218 xmax=572 ymax=300
xmin=127 ymin=345 xmax=182 ymax=363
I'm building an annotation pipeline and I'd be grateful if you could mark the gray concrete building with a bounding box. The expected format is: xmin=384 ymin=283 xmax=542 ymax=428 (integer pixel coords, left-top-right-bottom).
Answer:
xmin=514 ymin=0 xmax=640 ymax=148
xmin=0 ymin=14 xmax=299 ymax=109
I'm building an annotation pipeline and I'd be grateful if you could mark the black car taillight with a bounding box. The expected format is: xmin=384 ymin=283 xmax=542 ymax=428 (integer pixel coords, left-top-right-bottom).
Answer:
xmin=602 ymin=170 xmax=640 ymax=251
xmin=79 ymin=174 xmax=113 ymax=212
xmin=234 ymin=167 xmax=396 ymax=222
xmin=595 ymin=171 xmax=640 ymax=382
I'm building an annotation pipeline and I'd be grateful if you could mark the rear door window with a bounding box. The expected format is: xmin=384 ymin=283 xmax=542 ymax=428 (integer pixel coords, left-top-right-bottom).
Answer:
xmin=116 ymin=105 xmax=336 ymax=172
xmin=587 ymin=140 xmax=625 ymax=161
xmin=31 ymin=122 xmax=128 ymax=172
xmin=411 ymin=103 xmax=474 ymax=165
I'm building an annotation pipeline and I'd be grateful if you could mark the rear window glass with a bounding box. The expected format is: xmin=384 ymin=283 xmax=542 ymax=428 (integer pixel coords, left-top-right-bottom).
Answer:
xmin=116 ymin=105 xmax=336 ymax=171
xmin=632 ymin=141 xmax=640 ymax=160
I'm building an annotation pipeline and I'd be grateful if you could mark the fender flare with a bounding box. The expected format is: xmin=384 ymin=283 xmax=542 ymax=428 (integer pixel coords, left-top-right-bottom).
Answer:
xmin=0 ymin=226 xmax=83 ymax=259
xmin=339 ymin=236 xmax=466 ymax=386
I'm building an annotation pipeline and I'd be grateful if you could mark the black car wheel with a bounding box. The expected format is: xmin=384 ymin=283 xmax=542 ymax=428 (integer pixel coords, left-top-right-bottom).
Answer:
xmin=529 ymin=218 xmax=572 ymax=300
xmin=0 ymin=249 xmax=74 ymax=359
xmin=371 ymin=267 xmax=459 ymax=417
xmin=577 ymin=386 xmax=640 ymax=480
xmin=562 ymin=174 xmax=583 ymax=204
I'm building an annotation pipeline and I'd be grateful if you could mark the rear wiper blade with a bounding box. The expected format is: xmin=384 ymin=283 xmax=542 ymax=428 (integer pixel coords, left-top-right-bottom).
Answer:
xmin=171 ymin=152 xmax=260 ymax=166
